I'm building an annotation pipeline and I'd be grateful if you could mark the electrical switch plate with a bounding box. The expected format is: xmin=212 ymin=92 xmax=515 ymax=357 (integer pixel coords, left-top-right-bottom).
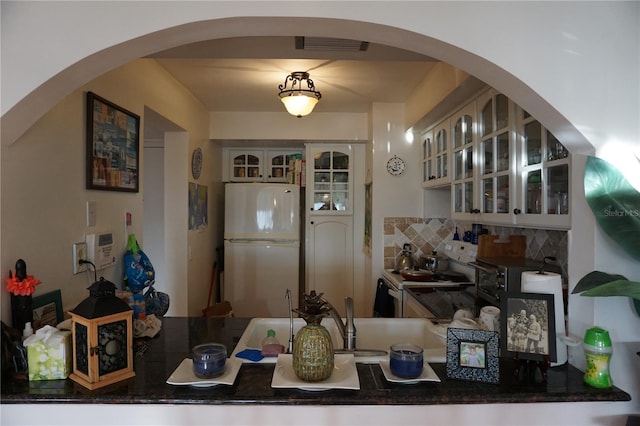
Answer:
xmin=73 ymin=242 xmax=88 ymax=274
xmin=87 ymin=201 xmax=96 ymax=227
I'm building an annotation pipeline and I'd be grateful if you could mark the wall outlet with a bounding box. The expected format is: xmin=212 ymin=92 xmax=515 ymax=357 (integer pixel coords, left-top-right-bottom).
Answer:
xmin=73 ymin=242 xmax=88 ymax=274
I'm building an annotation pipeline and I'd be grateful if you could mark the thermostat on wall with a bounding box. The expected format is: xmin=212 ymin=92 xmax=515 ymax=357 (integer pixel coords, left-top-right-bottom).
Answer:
xmin=85 ymin=232 xmax=116 ymax=271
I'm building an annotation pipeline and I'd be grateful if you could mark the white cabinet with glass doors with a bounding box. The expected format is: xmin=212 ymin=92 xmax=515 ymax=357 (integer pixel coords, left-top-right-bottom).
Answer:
xmin=306 ymin=146 xmax=353 ymax=214
xmin=225 ymin=148 xmax=301 ymax=182
xmin=445 ymin=89 xmax=571 ymax=229
xmin=451 ymin=101 xmax=478 ymax=220
xmin=422 ymin=118 xmax=450 ymax=188
xmin=513 ymin=112 xmax=570 ymax=229
xmin=265 ymin=150 xmax=300 ymax=182
xmin=228 ymin=149 xmax=263 ymax=182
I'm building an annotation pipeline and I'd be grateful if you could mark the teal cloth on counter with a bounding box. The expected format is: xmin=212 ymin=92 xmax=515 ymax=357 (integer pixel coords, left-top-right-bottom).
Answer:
xmin=235 ymin=349 xmax=264 ymax=362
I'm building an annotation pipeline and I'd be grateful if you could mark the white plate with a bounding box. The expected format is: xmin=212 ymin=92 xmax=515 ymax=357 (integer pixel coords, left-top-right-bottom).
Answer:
xmin=379 ymin=360 xmax=441 ymax=384
xmin=166 ymin=357 xmax=242 ymax=387
xmin=271 ymin=354 xmax=360 ymax=391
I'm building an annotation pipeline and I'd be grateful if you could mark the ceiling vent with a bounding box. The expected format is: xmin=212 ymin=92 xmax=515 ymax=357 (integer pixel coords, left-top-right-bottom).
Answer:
xmin=295 ymin=36 xmax=369 ymax=52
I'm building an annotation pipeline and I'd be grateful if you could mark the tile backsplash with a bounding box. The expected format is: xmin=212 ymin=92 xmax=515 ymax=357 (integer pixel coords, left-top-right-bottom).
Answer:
xmin=384 ymin=217 xmax=568 ymax=275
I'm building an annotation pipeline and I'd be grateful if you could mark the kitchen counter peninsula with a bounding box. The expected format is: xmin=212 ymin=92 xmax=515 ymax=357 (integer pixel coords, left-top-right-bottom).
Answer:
xmin=1 ymin=317 xmax=630 ymax=407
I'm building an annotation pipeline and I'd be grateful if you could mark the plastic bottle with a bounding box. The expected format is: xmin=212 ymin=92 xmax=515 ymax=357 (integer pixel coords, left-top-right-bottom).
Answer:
xmin=262 ymin=329 xmax=279 ymax=346
xmin=261 ymin=329 xmax=284 ymax=357
xmin=22 ymin=322 xmax=34 ymax=341
xmin=583 ymin=326 xmax=613 ymax=388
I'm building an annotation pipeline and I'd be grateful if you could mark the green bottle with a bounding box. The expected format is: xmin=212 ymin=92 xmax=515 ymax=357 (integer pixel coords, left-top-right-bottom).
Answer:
xmin=583 ymin=327 xmax=613 ymax=388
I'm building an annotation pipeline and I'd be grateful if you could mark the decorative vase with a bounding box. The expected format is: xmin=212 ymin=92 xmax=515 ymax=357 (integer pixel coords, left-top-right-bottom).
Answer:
xmin=11 ymin=294 xmax=33 ymax=332
xmin=292 ymin=321 xmax=334 ymax=382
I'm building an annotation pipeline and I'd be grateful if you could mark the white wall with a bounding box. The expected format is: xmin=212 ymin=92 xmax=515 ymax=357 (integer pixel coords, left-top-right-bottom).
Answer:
xmin=369 ymin=103 xmax=424 ymax=310
xmin=210 ymin=112 xmax=368 ymax=141
xmin=1 ymin=59 xmax=213 ymax=318
xmin=1 ymin=2 xmax=639 ymax=424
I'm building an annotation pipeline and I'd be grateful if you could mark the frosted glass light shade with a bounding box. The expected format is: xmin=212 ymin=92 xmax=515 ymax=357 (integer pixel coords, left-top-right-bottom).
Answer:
xmin=281 ymin=95 xmax=318 ymax=117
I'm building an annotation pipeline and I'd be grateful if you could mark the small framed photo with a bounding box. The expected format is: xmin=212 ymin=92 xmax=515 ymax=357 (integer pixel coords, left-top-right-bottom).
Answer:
xmin=446 ymin=328 xmax=500 ymax=384
xmin=500 ymin=292 xmax=557 ymax=362
xmin=32 ymin=290 xmax=64 ymax=330
xmin=86 ymin=91 xmax=140 ymax=192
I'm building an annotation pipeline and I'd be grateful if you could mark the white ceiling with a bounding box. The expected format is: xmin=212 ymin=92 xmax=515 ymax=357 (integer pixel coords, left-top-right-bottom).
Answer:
xmin=147 ymin=36 xmax=440 ymax=115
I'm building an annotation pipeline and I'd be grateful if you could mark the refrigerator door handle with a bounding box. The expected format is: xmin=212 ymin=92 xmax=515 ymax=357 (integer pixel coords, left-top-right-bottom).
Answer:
xmin=226 ymin=239 xmax=299 ymax=246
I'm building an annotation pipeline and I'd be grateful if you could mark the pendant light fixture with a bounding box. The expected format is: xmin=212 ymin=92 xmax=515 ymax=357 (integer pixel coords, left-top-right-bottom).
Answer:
xmin=278 ymin=71 xmax=322 ymax=117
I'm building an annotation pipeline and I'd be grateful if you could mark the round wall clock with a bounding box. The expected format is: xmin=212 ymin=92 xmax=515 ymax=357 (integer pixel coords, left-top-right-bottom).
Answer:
xmin=386 ymin=155 xmax=406 ymax=176
xmin=191 ymin=148 xmax=203 ymax=179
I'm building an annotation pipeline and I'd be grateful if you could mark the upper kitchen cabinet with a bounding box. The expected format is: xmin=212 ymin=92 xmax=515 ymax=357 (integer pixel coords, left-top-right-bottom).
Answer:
xmin=513 ymin=111 xmax=570 ymax=229
xmin=476 ymin=91 xmax=516 ymax=224
xmin=422 ymin=118 xmax=450 ymax=188
xmin=451 ymin=101 xmax=477 ymax=220
xmin=224 ymin=148 xmax=302 ymax=182
xmin=428 ymin=88 xmax=571 ymax=230
xmin=265 ymin=150 xmax=301 ymax=182
xmin=306 ymin=145 xmax=353 ymax=215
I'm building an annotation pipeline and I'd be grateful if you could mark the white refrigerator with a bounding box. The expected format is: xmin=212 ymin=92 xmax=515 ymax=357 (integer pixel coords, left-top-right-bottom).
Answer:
xmin=224 ymin=183 xmax=300 ymax=317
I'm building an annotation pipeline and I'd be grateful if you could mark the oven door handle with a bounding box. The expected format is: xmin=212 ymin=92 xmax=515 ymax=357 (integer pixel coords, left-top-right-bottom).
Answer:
xmin=387 ymin=288 xmax=401 ymax=300
xmin=468 ymin=261 xmax=498 ymax=275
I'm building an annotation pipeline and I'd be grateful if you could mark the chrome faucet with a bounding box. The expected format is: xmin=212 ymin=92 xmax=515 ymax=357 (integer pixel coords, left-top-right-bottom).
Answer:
xmin=285 ymin=289 xmax=294 ymax=354
xmin=321 ymin=296 xmax=356 ymax=350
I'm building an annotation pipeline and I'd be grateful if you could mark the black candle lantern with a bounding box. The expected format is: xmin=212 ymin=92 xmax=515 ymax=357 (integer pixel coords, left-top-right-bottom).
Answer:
xmin=69 ymin=278 xmax=135 ymax=390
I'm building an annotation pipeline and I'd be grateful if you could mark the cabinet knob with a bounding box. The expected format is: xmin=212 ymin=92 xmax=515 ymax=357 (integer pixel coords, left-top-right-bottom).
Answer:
xmin=513 ymin=208 xmax=522 ymax=215
xmin=471 ymin=208 xmax=480 ymax=214
xmin=310 ymin=221 xmax=314 ymax=225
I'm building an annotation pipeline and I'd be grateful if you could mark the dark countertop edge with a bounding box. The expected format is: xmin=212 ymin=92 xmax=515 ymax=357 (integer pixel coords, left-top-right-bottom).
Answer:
xmin=2 ymin=391 xmax=630 ymax=405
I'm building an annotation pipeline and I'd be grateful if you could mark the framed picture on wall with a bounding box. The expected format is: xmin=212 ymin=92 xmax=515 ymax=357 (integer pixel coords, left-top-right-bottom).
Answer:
xmin=86 ymin=91 xmax=140 ymax=192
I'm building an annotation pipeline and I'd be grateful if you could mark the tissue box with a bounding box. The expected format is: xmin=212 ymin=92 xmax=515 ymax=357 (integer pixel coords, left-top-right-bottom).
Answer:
xmin=25 ymin=326 xmax=72 ymax=380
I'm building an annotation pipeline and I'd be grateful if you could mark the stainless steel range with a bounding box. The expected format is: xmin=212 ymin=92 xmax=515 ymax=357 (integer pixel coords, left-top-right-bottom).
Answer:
xmin=381 ymin=269 xmax=475 ymax=319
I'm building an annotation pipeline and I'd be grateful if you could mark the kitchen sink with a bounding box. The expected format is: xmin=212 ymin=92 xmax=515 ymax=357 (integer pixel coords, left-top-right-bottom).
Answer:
xmin=231 ymin=317 xmax=446 ymax=363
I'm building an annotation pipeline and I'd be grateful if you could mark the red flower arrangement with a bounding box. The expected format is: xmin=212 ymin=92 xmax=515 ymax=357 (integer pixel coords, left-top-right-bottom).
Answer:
xmin=5 ymin=274 xmax=42 ymax=296
xmin=5 ymin=259 xmax=41 ymax=296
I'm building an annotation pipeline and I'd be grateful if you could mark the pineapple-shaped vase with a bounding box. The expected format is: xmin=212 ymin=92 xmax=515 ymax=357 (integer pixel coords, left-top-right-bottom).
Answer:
xmin=292 ymin=291 xmax=334 ymax=382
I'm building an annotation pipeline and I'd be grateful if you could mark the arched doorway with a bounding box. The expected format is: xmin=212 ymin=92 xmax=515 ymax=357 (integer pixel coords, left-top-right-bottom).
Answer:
xmin=2 ymin=16 xmax=590 ymax=155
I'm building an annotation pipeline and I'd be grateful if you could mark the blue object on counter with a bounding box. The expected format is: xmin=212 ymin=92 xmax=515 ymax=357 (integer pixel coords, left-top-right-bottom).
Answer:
xmin=390 ymin=343 xmax=423 ymax=379
xmin=453 ymin=227 xmax=460 ymax=241
xmin=192 ymin=343 xmax=227 ymax=379
xmin=235 ymin=349 xmax=264 ymax=362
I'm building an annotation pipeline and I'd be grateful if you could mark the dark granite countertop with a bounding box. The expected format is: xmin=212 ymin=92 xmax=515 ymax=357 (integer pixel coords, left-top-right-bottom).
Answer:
xmin=0 ymin=317 xmax=631 ymax=405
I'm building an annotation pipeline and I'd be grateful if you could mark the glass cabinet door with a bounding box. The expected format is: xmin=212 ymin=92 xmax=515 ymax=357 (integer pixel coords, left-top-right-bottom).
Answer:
xmin=422 ymin=119 xmax=450 ymax=187
xmin=435 ymin=127 xmax=448 ymax=180
xmin=309 ymin=149 xmax=351 ymax=213
xmin=547 ymin=164 xmax=569 ymax=215
xmin=451 ymin=102 xmax=476 ymax=216
xmin=517 ymin=111 xmax=571 ymax=228
xmin=421 ymin=131 xmax=434 ymax=183
xmin=268 ymin=154 xmax=288 ymax=181
xmin=479 ymin=92 xmax=512 ymax=218
xmin=265 ymin=151 xmax=300 ymax=182
xmin=232 ymin=152 xmax=262 ymax=180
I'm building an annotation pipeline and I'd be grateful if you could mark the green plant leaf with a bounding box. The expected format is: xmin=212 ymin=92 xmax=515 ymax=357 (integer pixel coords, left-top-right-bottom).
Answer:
xmin=572 ymin=270 xmax=629 ymax=294
xmin=580 ymin=279 xmax=640 ymax=300
xmin=584 ymin=156 xmax=640 ymax=261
